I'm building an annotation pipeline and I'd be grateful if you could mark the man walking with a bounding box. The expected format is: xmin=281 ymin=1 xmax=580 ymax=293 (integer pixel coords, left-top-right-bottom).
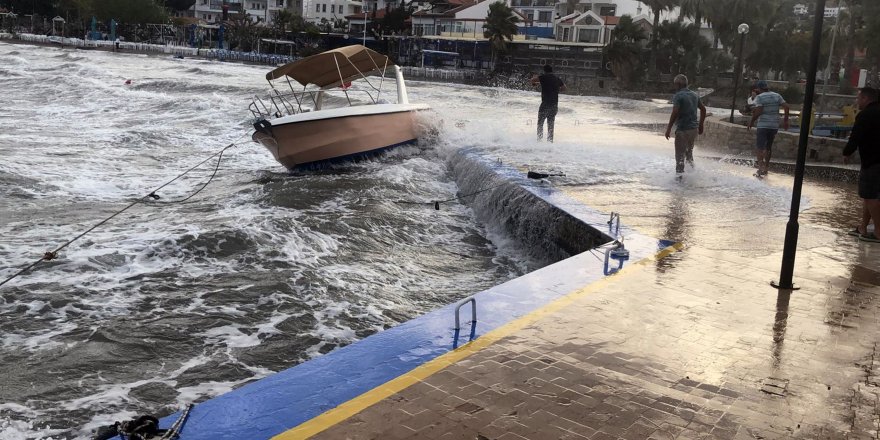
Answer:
xmin=747 ymin=80 xmax=790 ymax=177
xmin=843 ymin=87 xmax=880 ymax=243
xmin=665 ymin=74 xmax=707 ymax=177
xmin=531 ymin=64 xmax=565 ymax=142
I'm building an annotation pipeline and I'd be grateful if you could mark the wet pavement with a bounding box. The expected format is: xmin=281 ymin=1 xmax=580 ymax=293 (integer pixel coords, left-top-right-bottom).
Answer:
xmin=301 ymin=239 xmax=880 ymax=439
xmin=279 ymin=120 xmax=880 ymax=439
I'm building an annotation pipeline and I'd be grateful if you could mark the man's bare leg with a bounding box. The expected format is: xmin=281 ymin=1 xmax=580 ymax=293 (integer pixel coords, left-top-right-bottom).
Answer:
xmin=865 ymin=199 xmax=880 ymax=236
xmin=756 ymin=150 xmax=768 ymax=175
xmin=860 ymin=201 xmax=872 ymax=235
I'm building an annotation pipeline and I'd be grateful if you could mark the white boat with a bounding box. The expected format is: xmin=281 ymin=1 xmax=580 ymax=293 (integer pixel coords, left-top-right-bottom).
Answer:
xmin=249 ymin=45 xmax=432 ymax=170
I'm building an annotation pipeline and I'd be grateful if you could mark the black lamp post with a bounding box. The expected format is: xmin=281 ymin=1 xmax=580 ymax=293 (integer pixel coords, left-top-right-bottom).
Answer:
xmin=729 ymin=23 xmax=750 ymax=123
xmin=772 ymin=0 xmax=827 ymax=290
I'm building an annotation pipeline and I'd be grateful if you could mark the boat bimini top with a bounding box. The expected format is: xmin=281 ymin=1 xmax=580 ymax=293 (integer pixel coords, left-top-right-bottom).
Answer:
xmin=249 ymin=44 xmax=410 ymax=120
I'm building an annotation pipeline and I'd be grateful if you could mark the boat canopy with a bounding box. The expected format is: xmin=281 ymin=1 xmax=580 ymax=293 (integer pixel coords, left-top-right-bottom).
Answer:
xmin=266 ymin=45 xmax=391 ymax=88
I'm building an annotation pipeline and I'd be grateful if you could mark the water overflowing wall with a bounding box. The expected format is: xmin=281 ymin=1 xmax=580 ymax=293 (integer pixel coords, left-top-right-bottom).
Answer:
xmin=448 ymin=149 xmax=611 ymax=264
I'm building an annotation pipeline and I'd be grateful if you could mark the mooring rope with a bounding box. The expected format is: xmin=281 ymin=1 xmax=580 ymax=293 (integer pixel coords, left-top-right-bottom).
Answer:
xmin=394 ymin=182 xmax=511 ymax=210
xmin=0 ymin=142 xmax=239 ymax=289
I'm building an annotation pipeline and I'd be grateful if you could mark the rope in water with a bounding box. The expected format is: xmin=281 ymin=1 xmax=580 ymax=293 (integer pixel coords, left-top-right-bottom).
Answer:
xmin=393 ymin=182 xmax=511 ymax=210
xmin=0 ymin=142 xmax=239 ymax=289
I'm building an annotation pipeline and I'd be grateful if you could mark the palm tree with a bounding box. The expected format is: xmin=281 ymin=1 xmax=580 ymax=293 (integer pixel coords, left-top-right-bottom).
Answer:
xmin=483 ymin=1 xmax=519 ymax=66
xmin=838 ymin=0 xmax=863 ymax=92
xmin=678 ymin=0 xmax=706 ymax=28
xmin=640 ymin=0 xmax=678 ymax=77
xmin=604 ymin=14 xmax=647 ymax=87
xmin=273 ymin=8 xmax=294 ymax=40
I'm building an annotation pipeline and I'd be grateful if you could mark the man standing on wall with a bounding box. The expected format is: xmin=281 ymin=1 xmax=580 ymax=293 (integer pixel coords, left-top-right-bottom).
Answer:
xmin=665 ymin=74 xmax=707 ymax=178
xmin=843 ymin=87 xmax=880 ymax=243
xmin=531 ymin=64 xmax=565 ymax=142
xmin=747 ymin=80 xmax=790 ymax=177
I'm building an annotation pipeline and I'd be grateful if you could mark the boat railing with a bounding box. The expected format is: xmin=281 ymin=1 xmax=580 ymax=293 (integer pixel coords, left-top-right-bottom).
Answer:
xmin=249 ymin=88 xmax=385 ymax=120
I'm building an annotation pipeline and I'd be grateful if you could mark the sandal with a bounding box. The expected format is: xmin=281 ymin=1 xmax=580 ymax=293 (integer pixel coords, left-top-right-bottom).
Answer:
xmin=859 ymin=233 xmax=880 ymax=243
xmin=848 ymin=227 xmax=863 ymax=237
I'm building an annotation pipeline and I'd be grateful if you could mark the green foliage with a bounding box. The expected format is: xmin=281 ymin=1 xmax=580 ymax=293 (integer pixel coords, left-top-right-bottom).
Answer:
xmin=641 ymin=0 xmax=678 ymax=75
xmin=165 ymin=0 xmax=196 ymax=12
xmin=483 ymin=1 xmax=519 ymax=53
xmin=780 ymin=85 xmax=803 ymax=103
xmin=655 ymin=20 xmax=710 ymax=76
xmin=605 ymin=15 xmax=647 ymax=86
xmin=612 ymin=14 xmax=646 ymax=43
xmin=379 ymin=2 xmax=411 ymax=35
xmin=90 ymin=0 xmax=167 ymax=23
xmin=227 ymin=12 xmax=264 ymax=51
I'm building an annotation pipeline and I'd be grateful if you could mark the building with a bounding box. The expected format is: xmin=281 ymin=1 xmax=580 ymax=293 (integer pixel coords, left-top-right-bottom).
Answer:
xmin=306 ymin=0 xmax=363 ymax=25
xmin=510 ymin=0 xmax=556 ymax=38
xmin=411 ymin=0 xmax=528 ymax=38
xmin=183 ymin=0 xmax=295 ymax=25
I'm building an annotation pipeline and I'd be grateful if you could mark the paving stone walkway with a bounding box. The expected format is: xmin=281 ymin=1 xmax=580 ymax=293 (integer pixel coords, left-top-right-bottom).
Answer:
xmin=310 ymin=243 xmax=880 ymax=439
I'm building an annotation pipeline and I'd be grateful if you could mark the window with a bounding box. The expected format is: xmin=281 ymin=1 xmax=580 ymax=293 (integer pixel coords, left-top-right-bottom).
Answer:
xmin=316 ymin=4 xmax=320 ymax=12
xmin=277 ymin=0 xmax=284 ymax=6
xmin=522 ymin=9 xmax=533 ymax=19
xmin=538 ymin=11 xmax=551 ymax=22
xmin=208 ymin=14 xmax=212 ymax=20
xmin=322 ymin=4 xmax=326 ymax=12
xmin=331 ymin=4 xmax=335 ymax=12
xmin=578 ymin=28 xmax=599 ymax=43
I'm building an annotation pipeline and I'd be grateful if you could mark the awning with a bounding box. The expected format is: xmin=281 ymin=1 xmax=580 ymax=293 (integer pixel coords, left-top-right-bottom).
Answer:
xmin=422 ymin=49 xmax=460 ymax=56
xmin=265 ymin=44 xmax=391 ymax=87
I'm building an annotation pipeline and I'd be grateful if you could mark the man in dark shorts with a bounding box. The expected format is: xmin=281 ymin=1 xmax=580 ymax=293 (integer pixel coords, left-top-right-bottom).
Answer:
xmin=665 ymin=74 xmax=707 ymax=177
xmin=531 ymin=64 xmax=565 ymax=142
xmin=748 ymin=80 xmax=790 ymax=177
xmin=843 ymin=87 xmax=880 ymax=242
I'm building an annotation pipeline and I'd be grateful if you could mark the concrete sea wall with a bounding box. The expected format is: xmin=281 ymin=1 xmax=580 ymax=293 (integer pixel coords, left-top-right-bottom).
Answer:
xmin=697 ymin=117 xmax=853 ymax=165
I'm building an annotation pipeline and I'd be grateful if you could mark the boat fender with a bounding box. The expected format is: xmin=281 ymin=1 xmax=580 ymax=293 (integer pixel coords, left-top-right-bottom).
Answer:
xmin=253 ymin=119 xmax=274 ymax=138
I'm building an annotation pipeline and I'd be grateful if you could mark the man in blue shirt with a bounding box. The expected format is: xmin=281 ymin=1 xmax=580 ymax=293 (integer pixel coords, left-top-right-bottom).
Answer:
xmin=747 ymin=80 xmax=790 ymax=177
xmin=665 ymin=74 xmax=707 ymax=176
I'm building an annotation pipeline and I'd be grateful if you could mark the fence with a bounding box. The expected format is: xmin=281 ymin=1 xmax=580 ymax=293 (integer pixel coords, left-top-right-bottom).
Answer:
xmin=400 ymin=66 xmax=481 ymax=82
xmin=4 ymin=33 xmax=292 ymax=65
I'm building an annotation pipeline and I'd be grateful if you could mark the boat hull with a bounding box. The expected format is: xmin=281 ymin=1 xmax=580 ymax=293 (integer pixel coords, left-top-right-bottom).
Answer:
xmin=252 ymin=104 xmax=431 ymax=170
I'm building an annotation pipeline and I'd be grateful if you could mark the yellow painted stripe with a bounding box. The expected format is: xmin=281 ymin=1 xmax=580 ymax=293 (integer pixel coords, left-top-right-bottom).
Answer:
xmin=273 ymin=242 xmax=684 ymax=440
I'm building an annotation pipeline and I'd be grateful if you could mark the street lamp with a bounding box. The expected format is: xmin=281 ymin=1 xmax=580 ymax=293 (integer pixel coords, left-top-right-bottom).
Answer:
xmin=729 ymin=23 xmax=749 ymax=123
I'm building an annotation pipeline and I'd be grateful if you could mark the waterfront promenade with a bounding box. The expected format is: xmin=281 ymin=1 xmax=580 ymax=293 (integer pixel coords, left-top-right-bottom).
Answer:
xmin=274 ymin=133 xmax=880 ymax=439
xmin=301 ymin=214 xmax=880 ymax=439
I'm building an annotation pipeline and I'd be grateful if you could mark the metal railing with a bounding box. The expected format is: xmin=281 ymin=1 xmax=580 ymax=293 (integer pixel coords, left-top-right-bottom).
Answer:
xmin=248 ymin=88 xmax=381 ymax=120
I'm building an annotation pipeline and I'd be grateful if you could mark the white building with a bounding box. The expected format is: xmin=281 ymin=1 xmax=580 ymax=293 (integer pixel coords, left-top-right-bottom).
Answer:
xmin=305 ymin=0 xmax=364 ymax=25
xmin=185 ymin=0 xmax=294 ymax=25
xmin=411 ymin=0 xmax=527 ymax=38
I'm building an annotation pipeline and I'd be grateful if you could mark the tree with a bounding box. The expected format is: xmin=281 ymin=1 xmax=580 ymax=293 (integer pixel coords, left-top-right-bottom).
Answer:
xmin=227 ymin=12 xmax=261 ymax=51
xmin=380 ymin=2 xmax=412 ymax=35
xmin=604 ymin=15 xmax=647 ymax=87
xmin=679 ymin=0 xmax=707 ymax=28
xmin=90 ymin=0 xmax=167 ymax=23
xmin=655 ymin=20 xmax=710 ymax=77
xmin=482 ymin=1 xmax=519 ymax=65
xmin=165 ymin=0 xmax=196 ymax=11
xmin=641 ymin=0 xmax=678 ymax=77
xmin=274 ymin=8 xmax=294 ymax=38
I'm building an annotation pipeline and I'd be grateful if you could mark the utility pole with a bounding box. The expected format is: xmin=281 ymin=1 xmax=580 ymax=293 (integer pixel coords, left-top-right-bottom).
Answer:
xmin=772 ymin=0 xmax=827 ymax=291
